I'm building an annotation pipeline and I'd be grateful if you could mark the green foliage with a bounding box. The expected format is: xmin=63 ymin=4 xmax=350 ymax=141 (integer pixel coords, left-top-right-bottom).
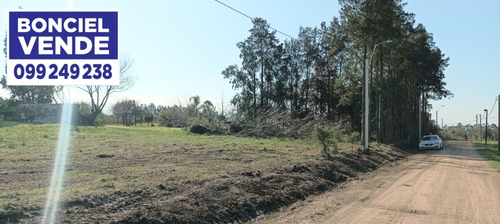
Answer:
xmin=0 ymin=97 xmax=20 ymax=121
xmin=158 ymin=105 xmax=188 ymax=128
xmin=441 ymin=123 xmax=498 ymax=141
xmin=474 ymin=142 xmax=500 ymax=171
xmin=95 ymin=113 xmax=110 ymax=126
xmin=201 ymin=100 xmax=216 ymax=122
xmin=77 ymin=57 xmax=134 ymax=126
xmin=223 ymin=0 xmax=452 ymax=143
xmin=77 ymin=102 xmax=93 ymax=126
xmin=140 ymin=103 xmax=158 ymax=124
xmin=157 ymin=96 xmax=223 ymax=129
xmin=314 ymin=126 xmax=341 ymax=157
xmin=0 ymin=84 xmax=60 ymax=104
xmin=344 ymin=132 xmax=361 ymax=150
xmin=188 ymin=96 xmax=201 ymax=118
xmin=144 ymin=115 xmax=154 ymax=124
xmin=112 ymin=99 xmax=141 ymax=126
xmin=1 ymin=37 xmax=60 ymax=104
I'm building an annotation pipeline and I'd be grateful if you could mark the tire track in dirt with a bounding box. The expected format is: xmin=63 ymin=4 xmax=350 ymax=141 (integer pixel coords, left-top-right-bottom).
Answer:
xmin=262 ymin=141 xmax=500 ymax=224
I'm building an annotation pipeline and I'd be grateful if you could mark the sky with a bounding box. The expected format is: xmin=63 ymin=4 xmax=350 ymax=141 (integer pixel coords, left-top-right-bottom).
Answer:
xmin=0 ymin=0 xmax=499 ymax=126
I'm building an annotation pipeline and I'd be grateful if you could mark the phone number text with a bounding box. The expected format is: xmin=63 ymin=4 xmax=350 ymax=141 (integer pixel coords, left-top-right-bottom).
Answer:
xmin=12 ymin=63 xmax=113 ymax=80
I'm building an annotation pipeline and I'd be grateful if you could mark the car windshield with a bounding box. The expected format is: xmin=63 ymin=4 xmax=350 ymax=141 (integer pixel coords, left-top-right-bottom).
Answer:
xmin=422 ymin=136 xmax=438 ymax=141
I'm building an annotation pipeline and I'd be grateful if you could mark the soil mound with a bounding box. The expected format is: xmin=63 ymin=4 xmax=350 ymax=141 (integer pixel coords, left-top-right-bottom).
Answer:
xmin=4 ymin=146 xmax=408 ymax=223
xmin=60 ymin=147 xmax=408 ymax=223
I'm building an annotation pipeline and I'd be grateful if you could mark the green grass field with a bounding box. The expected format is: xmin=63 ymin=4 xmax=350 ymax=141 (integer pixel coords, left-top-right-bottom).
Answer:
xmin=1 ymin=121 xmax=410 ymax=223
xmin=0 ymin=121 xmax=343 ymax=210
xmin=474 ymin=141 xmax=500 ymax=171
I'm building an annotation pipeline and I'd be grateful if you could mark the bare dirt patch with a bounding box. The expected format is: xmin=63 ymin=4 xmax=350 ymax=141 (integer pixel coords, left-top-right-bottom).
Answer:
xmin=4 ymin=148 xmax=407 ymax=223
xmin=54 ymin=151 xmax=400 ymax=223
xmin=0 ymin=124 xmax=408 ymax=223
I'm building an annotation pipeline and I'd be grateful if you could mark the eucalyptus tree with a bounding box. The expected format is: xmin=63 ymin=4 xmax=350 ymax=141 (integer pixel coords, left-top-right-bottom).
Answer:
xmin=223 ymin=17 xmax=279 ymax=118
xmin=339 ymin=0 xmax=451 ymax=142
xmin=297 ymin=26 xmax=320 ymax=114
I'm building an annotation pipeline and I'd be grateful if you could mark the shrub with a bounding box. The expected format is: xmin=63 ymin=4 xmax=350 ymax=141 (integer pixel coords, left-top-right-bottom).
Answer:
xmin=314 ymin=126 xmax=341 ymax=158
xmin=95 ymin=113 xmax=110 ymax=126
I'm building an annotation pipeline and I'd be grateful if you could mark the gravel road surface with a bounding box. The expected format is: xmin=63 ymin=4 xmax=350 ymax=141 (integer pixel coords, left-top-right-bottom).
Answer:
xmin=263 ymin=141 xmax=500 ymax=224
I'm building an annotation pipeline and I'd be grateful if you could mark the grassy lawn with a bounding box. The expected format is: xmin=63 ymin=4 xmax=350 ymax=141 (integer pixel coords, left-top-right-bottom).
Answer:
xmin=474 ymin=141 xmax=500 ymax=172
xmin=0 ymin=121 xmax=343 ymax=210
xmin=1 ymin=121 xmax=409 ymax=223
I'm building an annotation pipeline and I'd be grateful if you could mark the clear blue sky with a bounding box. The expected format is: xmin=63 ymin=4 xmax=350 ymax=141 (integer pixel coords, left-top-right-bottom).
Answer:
xmin=1 ymin=0 xmax=499 ymax=126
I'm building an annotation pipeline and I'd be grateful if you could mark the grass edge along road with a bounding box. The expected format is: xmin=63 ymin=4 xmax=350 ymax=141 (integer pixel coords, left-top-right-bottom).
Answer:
xmin=474 ymin=141 xmax=500 ymax=171
xmin=0 ymin=121 xmax=409 ymax=223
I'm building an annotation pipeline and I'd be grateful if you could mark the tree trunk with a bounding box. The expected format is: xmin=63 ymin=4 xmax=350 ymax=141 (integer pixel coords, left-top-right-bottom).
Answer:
xmin=90 ymin=110 xmax=101 ymax=126
xmin=260 ymin=58 xmax=265 ymax=110
xmin=377 ymin=52 xmax=383 ymax=143
xmin=252 ymin=72 xmax=257 ymax=117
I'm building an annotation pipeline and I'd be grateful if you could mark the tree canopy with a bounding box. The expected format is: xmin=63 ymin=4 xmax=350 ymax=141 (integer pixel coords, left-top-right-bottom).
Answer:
xmin=222 ymin=0 xmax=452 ymax=142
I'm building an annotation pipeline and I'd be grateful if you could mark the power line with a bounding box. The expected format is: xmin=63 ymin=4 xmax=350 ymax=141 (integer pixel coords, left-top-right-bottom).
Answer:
xmin=488 ymin=97 xmax=497 ymax=115
xmin=214 ymin=0 xmax=294 ymax=39
xmin=214 ymin=0 xmax=253 ymax=21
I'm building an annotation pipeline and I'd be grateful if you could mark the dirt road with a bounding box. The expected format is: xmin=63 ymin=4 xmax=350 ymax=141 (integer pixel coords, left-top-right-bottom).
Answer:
xmin=263 ymin=141 xmax=500 ymax=224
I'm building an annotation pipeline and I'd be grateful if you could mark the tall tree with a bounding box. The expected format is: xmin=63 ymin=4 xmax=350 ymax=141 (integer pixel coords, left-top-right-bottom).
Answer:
xmin=222 ymin=65 xmax=255 ymax=118
xmin=0 ymin=97 xmax=19 ymax=121
xmin=112 ymin=99 xmax=138 ymax=126
xmin=221 ymin=0 xmax=452 ymax=142
xmin=227 ymin=17 xmax=279 ymax=117
xmin=297 ymin=26 xmax=320 ymax=114
xmin=201 ymin=100 xmax=215 ymax=122
xmin=282 ymin=39 xmax=302 ymax=113
xmin=189 ymin=95 xmax=201 ymax=118
xmin=78 ymin=56 xmax=134 ymax=125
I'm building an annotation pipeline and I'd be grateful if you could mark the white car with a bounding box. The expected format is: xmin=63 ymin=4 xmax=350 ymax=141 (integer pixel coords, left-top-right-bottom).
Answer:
xmin=419 ymin=135 xmax=443 ymax=150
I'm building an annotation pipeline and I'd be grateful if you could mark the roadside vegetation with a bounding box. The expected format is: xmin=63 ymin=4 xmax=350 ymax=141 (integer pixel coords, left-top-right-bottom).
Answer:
xmin=440 ymin=122 xmax=499 ymax=141
xmin=0 ymin=122 xmax=407 ymax=223
xmin=1 ymin=0 xmax=452 ymax=144
xmin=0 ymin=122 xmax=312 ymax=204
xmin=474 ymin=142 xmax=500 ymax=171
xmin=0 ymin=0 xmax=454 ymax=222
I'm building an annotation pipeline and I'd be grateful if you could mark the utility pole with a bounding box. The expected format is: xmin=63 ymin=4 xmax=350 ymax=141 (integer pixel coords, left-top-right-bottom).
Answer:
xmin=476 ymin=114 xmax=478 ymax=141
xmin=498 ymin=95 xmax=500 ymax=155
xmin=480 ymin=114 xmax=482 ymax=141
xmin=418 ymin=94 xmax=422 ymax=140
xmin=484 ymin=109 xmax=488 ymax=145
xmin=364 ymin=58 xmax=369 ymax=150
xmin=363 ymin=40 xmax=392 ymax=151
xmin=436 ymin=105 xmax=444 ymax=129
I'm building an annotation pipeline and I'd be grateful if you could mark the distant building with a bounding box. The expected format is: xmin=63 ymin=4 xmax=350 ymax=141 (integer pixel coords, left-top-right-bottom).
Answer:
xmin=20 ymin=103 xmax=78 ymax=123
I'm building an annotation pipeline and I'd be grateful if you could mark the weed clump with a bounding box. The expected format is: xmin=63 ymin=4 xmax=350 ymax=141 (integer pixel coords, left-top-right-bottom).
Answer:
xmin=314 ymin=126 xmax=342 ymax=158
